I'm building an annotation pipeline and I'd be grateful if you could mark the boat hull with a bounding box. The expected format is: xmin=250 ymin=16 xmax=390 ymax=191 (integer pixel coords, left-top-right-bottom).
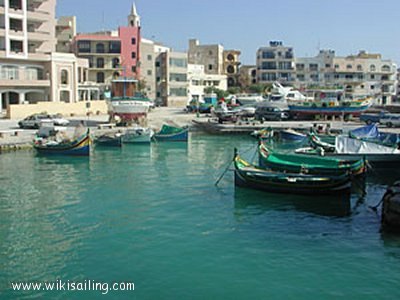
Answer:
xmin=108 ymin=100 xmax=150 ymax=120
xmin=234 ymin=155 xmax=351 ymax=195
xmin=95 ymin=135 xmax=122 ymax=147
xmin=122 ymin=128 xmax=153 ymax=143
xmin=289 ymin=104 xmax=370 ymax=116
xmin=154 ymin=126 xmax=189 ymax=142
xmin=34 ymin=133 xmax=91 ymax=156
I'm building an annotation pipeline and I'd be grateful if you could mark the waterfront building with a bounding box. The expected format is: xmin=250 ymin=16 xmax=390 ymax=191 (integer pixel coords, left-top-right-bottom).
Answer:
xmin=0 ymin=0 xmax=89 ymax=115
xmin=295 ymin=50 xmax=397 ymax=105
xmin=238 ymin=65 xmax=257 ymax=89
xmin=156 ymin=50 xmax=188 ymax=107
xmin=256 ymin=41 xmax=295 ymax=84
xmin=73 ymin=4 xmax=141 ymax=96
xmin=223 ymin=50 xmax=241 ymax=87
xmin=188 ymin=39 xmax=224 ymax=75
xmin=295 ymin=50 xmax=335 ymax=88
xmin=56 ymin=16 xmax=75 ymax=53
xmin=187 ymin=64 xmax=227 ymax=103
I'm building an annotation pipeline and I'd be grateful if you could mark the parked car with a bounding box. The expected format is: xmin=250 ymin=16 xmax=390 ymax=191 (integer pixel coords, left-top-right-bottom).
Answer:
xmin=359 ymin=110 xmax=389 ymax=125
xmin=18 ymin=114 xmax=69 ymax=129
xmin=380 ymin=114 xmax=400 ymax=128
xmin=255 ymin=106 xmax=290 ymax=121
xmin=50 ymin=114 xmax=70 ymax=126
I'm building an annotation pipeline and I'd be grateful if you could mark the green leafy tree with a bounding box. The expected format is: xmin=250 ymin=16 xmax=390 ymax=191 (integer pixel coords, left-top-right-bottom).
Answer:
xmin=227 ymin=87 xmax=241 ymax=95
xmin=204 ymin=87 xmax=229 ymax=100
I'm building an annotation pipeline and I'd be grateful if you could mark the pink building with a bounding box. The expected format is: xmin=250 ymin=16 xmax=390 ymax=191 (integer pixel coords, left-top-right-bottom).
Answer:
xmin=73 ymin=4 xmax=141 ymax=86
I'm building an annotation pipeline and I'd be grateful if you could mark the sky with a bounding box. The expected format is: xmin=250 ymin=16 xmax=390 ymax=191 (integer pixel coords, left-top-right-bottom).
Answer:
xmin=56 ymin=0 xmax=400 ymax=65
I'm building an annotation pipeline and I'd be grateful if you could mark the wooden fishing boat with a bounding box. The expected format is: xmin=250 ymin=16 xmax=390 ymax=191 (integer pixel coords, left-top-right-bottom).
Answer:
xmin=95 ymin=133 xmax=122 ymax=147
xmin=279 ymin=129 xmax=307 ymax=141
xmin=259 ymin=143 xmax=366 ymax=176
xmin=308 ymin=132 xmax=335 ymax=152
xmin=122 ymin=127 xmax=154 ymax=143
xmin=33 ymin=130 xmax=91 ymax=156
xmin=153 ymin=124 xmax=189 ymax=142
xmin=234 ymin=152 xmax=352 ymax=195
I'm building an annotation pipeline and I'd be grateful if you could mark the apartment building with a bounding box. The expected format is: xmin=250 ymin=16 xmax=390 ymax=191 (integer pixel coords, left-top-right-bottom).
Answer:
xmin=73 ymin=4 xmax=141 ymax=94
xmin=295 ymin=50 xmax=397 ymax=105
xmin=223 ymin=50 xmax=240 ymax=87
xmin=187 ymin=64 xmax=227 ymax=102
xmin=238 ymin=65 xmax=257 ymax=88
xmin=0 ymin=0 xmax=88 ymax=114
xmin=56 ymin=16 xmax=75 ymax=53
xmin=156 ymin=50 xmax=188 ymax=107
xmin=256 ymin=41 xmax=295 ymax=84
xmin=188 ymin=39 xmax=224 ymax=75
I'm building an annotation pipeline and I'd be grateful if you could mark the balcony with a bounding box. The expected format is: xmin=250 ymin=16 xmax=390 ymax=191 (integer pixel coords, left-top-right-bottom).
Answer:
xmin=0 ymin=79 xmax=50 ymax=88
xmin=27 ymin=9 xmax=49 ymax=22
xmin=28 ymin=30 xmax=49 ymax=41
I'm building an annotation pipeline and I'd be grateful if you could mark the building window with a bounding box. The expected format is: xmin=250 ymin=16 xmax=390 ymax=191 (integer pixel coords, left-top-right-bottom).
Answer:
xmin=208 ymin=50 xmax=213 ymax=56
xmin=147 ymin=70 xmax=152 ymax=76
xmin=96 ymin=43 xmax=105 ymax=53
xmin=60 ymin=91 xmax=70 ymax=102
xmin=112 ymin=57 xmax=120 ymax=68
xmin=25 ymin=67 xmax=43 ymax=80
xmin=296 ymin=64 xmax=305 ymax=71
xmin=325 ymin=64 xmax=331 ymax=68
xmin=208 ymin=64 xmax=213 ymax=71
xmin=155 ymin=61 xmax=160 ymax=67
xmin=169 ymin=58 xmax=187 ymax=67
xmin=109 ymin=41 xmax=121 ymax=53
xmin=131 ymin=37 xmax=136 ymax=45
xmin=262 ymin=51 xmax=275 ymax=59
xmin=382 ymin=65 xmax=390 ymax=72
xmin=370 ymin=64 xmax=376 ymax=72
xmin=170 ymin=88 xmax=187 ymax=97
xmin=147 ymin=54 xmax=152 ymax=61
xmin=334 ymin=64 xmax=339 ymax=69
xmin=9 ymin=0 xmax=23 ymax=10
xmin=1 ymin=65 xmax=19 ymax=80
xmin=227 ymin=53 xmax=234 ymax=61
xmin=357 ymin=65 xmax=363 ymax=71
xmin=170 ymin=73 xmax=187 ymax=82
xmin=61 ymin=69 xmax=68 ymax=84
xmin=131 ymin=52 xmax=136 ymax=59
xmin=261 ymin=62 xmax=276 ymax=70
xmin=132 ymin=66 xmax=136 ymax=73
xmin=96 ymin=58 xmax=104 ymax=68
xmin=96 ymin=72 xmax=105 ymax=83
xmin=227 ymin=65 xmax=235 ymax=74
xmin=346 ymin=64 xmax=352 ymax=69
xmin=309 ymin=64 xmax=318 ymax=71
xmin=10 ymin=40 xmax=23 ymax=53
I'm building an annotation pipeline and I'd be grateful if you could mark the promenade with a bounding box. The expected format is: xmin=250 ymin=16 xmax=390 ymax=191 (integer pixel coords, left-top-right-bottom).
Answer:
xmin=1 ymin=107 xmax=400 ymax=150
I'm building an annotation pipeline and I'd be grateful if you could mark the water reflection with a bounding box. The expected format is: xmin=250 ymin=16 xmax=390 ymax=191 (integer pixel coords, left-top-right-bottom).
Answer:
xmin=234 ymin=187 xmax=352 ymax=218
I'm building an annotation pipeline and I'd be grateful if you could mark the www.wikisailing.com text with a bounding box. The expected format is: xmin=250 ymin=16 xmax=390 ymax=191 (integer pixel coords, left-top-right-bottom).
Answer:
xmin=11 ymin=279 xmax=134 ymax=295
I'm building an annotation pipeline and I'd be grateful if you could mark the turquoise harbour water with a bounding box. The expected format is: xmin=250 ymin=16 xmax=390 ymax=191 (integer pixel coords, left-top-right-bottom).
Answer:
xmin=1 ymin=134 xmax=400 ymax=299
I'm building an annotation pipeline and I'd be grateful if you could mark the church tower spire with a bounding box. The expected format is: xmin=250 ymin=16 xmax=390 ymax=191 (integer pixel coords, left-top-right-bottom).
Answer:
xmin=128 ymin=2 xmax=141 ymax=27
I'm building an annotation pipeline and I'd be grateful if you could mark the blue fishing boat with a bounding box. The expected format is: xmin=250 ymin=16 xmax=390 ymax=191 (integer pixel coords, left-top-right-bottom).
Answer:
xmin=279 ymin=129 xmax=307 ymax=141
xmin=153 ymin=124 xmax=189 ymax=142
xmin=33 ymin=130 xmax=91 ymax=156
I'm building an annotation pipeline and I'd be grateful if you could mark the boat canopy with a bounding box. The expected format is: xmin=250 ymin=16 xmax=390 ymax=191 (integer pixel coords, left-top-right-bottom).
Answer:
xmin=335 ymin=135 xmax=400 ymax=154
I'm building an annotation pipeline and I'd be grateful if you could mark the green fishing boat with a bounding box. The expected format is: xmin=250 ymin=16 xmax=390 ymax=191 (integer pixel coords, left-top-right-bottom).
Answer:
xmin=234 ymin=151 xmax=352 ymax=195
xmin=258 ymin=143 xmax=366 ymax=176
